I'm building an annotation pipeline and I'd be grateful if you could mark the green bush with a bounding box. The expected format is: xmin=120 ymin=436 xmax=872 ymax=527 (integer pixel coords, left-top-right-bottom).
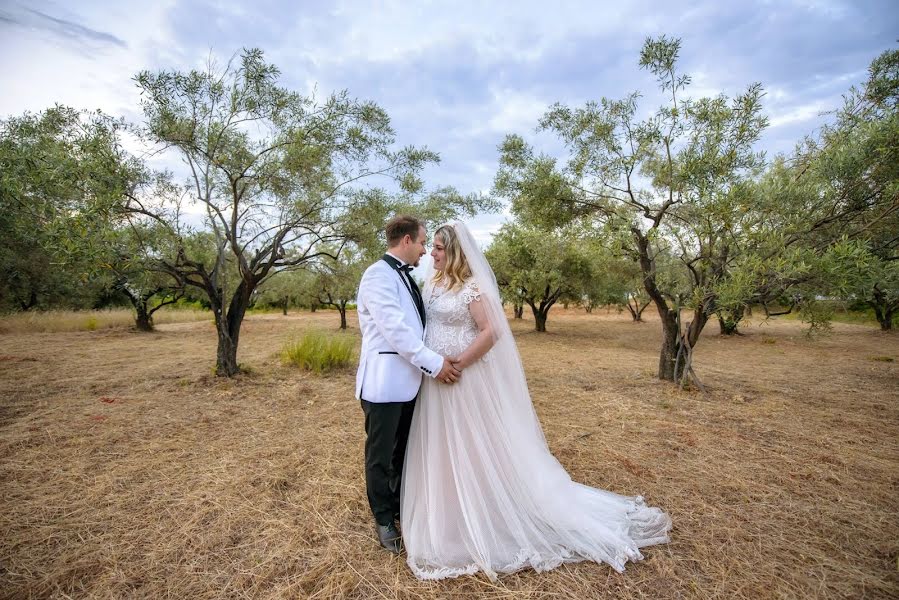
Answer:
xmin=281 ymin=330 xmax=355 ymax=373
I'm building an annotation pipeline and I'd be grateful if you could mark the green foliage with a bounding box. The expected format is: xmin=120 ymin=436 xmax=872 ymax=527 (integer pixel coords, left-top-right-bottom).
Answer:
xmin=577 ymin=234 xmax=642 ymax=312
xmin=493 ymin=38 xmax=898 ymax=381
xmin=732 ymin=47 xmax=899 ymax=331
xmin=281 ymin=330 xmax=355 ymax=373
xmin=254 ymin=268 xmax=320 ymax=312
xmin=494 ymin=36 xmax=769 ymax=375
xmin=811 ymin=49 xmax=899 ymax=329
xmin=129 ymin=47 xmax=481 ymax=375
xmin=0 ymin=106 xmax=145 ymax=311
xmin=798 ymin=302 xmax=835 ymax=337
xmin=487 ymin=223 xmax=591 ymax=331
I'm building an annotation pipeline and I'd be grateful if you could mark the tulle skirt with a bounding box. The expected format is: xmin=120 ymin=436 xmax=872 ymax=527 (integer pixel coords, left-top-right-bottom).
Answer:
xmin=400 ymin=358 xmax=672 ymax=581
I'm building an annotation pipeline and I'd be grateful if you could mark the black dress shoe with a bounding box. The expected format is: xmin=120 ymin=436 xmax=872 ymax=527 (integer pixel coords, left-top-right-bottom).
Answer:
xmin=375 ymin=522 xmax=402 ymax=554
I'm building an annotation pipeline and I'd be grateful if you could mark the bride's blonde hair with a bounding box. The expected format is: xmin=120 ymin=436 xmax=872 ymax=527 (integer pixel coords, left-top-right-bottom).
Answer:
xmin=432 ymin=224 xmax=472 ymax=291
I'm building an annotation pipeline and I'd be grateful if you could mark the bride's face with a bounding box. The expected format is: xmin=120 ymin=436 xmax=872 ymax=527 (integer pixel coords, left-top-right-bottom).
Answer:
xmin=430 ymin=236 xmax=446 ymax=271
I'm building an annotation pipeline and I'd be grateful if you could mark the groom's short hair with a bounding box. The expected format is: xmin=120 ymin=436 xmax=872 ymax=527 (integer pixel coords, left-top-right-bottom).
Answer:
xmin=385 ymin=215 xmax=424 ymax=246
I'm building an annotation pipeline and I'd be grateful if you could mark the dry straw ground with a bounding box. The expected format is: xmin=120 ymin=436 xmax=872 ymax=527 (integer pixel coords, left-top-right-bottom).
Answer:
xmin=1 ymin=308 xmax=897 ymax=599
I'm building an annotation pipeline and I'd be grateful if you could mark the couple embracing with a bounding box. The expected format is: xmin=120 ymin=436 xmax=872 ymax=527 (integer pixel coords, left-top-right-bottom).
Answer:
xmin=355 ymin=216 xmax=671 ymax=581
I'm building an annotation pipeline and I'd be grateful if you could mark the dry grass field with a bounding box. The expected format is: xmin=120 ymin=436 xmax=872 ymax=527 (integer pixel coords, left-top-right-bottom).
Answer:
xmin=1 ymin=308 xmax=897 ymax=599
xmin=0 ymin=308 xmax=211 ymax=334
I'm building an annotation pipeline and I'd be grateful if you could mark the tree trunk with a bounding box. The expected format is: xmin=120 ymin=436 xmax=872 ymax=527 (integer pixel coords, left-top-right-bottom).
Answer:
xmin=215 ymin=327 xmax=240 ymax=377
xmin=19 ymin=290 xmax=38 ymax=311
xmin=718 ymin=316 xmax=732 ymax=335
xmin=213 ymin=280 xmax=253 ymax=377
xmin=870 ymin=289 xmax=895 ymax=331
xmin=687 ymin=307 xmax=710 ymax=347
xmin=339 ymin=302 xmax=347 ymax=330
xmin=626 ymin=303 xmax=638 ymax=321
xmin=121 ymin=286 xmax=157 ymax=332
xmin=635 ymin=301 xmax=649 ymax=321
xmin=529 ymin=302 xmax=550 ymax=332
xmin=513 ymin=303 xmax=523 ymax=319
xmin=657 ymin=308 xmax=681 ymax=381
xmin=282 ymin=296 xmax=288 ymax=316
xmin=717 ymin=309 xmax=741 ymax=335
xmin=631 ymin=227 xmax=704 ymax=383
xmin=134 ymin=303 xmax=154 ymax=332
xmin=872 ymin=304 xmax=894 ymax=331
xmin=626 ymin=296 xmax=649 ymax=322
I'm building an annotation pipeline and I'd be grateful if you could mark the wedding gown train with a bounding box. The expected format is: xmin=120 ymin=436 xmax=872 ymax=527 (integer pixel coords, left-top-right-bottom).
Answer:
xmin=401 ymin=277 xmax=671 ymax=581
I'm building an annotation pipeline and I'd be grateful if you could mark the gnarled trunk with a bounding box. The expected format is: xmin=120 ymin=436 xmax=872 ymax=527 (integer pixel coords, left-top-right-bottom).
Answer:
xmin=212 ymin=279 xmax=254 ymax=377
xmin=626 ymin=296 xmax=650 ymax=322
xmin=135 ymin=303 xmax=154 ymax=332
xmin=215 ymin=327 xmax=239 ymax=377
xmin=717 ymin=307 xmax=743 ymax=335
xmin=657 ymin=308 xmax=681 ymax=381
xmin=718 ymin=316 xmax=737 ymax=335
xmin=528 ymin=300 xmax=554 ymax=332
xmin=870 ymin=287 xmax=896 ymax=331
xmin=19 ymin=290 xmax=38 ymax=311
xmin=119 ymin=283 xmax=157 ymax=332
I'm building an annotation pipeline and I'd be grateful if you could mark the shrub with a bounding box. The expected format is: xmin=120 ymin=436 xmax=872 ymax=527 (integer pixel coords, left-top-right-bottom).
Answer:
xmin=281 ymin=330 xmax=355 ymax=373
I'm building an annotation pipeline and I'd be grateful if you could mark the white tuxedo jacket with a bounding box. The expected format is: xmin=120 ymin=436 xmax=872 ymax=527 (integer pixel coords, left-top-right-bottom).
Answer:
xmin=355 ymin=257 xmax=443 ymax=403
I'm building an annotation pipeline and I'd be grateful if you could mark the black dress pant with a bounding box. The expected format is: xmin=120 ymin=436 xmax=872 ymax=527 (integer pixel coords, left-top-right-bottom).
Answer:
xmin=361 ymin=398 xmax=416 ymax=526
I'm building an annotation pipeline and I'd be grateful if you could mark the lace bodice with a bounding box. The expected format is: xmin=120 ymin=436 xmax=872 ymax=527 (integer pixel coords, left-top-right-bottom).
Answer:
xmin=424 ymin=278 xmax=482 ymax=357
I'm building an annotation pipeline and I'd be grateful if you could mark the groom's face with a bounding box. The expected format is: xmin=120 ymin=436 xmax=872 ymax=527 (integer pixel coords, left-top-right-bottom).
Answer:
xmin=402 ymin=225 xmax=428 ymax=267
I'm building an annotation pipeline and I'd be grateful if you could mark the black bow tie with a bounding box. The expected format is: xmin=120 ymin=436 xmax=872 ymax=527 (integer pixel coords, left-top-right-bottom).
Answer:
xmin=382 ymin=253 xmax=425 ymax=325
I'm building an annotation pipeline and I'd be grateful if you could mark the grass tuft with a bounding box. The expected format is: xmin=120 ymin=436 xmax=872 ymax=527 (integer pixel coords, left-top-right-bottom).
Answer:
xmin=281 ymin=330 xmax=355 ymax=374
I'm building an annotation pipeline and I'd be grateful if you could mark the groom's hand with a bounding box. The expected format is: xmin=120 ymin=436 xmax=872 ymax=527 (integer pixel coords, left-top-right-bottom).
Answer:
xmin=437 ymin=358 xmax=462 ymax=384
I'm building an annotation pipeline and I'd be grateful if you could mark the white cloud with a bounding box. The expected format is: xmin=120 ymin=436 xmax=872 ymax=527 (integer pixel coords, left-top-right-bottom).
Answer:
xmin=768 ymin=99 xmax=831 ymax=128
xmin=1 ymin=0 xmax=891 ymax=248
xmin=277 ymin=0 xmax=659 ymax=70
xmin=0 ymin=0 xmax=181 ymax=119
xmin=485 ymin=88 xmax=547 ymax=134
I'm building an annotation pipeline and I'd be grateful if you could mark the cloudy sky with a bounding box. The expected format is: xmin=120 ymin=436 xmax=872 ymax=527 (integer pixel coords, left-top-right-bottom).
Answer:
xmin=1 ymin=0 xmax=897 ymax=244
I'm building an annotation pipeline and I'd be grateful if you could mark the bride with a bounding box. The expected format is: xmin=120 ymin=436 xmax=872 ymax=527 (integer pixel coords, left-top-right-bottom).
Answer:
xmin=400 ymin=221 xmax=671 ymax=581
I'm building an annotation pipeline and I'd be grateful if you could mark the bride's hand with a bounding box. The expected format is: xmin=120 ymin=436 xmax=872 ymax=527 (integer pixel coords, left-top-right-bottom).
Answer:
xmin=449 ymin=356 xmax=467 ymax=371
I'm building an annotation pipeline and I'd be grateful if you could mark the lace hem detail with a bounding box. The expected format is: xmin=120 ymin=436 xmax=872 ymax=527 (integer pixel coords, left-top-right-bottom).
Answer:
xmin=408 ymin=545 xmax=637 ymax=582
xmin=407 ymin=495 xmax=670 ymax=582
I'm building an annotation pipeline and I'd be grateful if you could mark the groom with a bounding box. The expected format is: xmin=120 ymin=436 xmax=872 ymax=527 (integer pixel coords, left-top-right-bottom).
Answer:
xmin=355 ymin=215 xmax=461 ymax=554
